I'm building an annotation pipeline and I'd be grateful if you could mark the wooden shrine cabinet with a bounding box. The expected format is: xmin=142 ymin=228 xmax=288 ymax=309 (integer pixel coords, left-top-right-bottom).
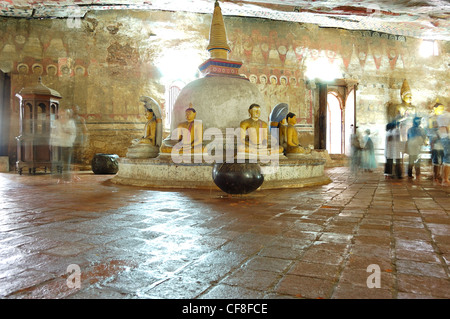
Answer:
xmin=15 ymin=77 xmax=62 ymax=174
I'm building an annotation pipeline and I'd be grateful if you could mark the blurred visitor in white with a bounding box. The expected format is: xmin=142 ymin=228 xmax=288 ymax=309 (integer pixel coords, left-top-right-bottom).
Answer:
xmin=49 ymin=108 xmax=77 ymax=183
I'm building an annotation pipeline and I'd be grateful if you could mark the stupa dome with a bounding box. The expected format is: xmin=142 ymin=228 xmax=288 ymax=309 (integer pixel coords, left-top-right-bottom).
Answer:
xmin=171 ymin=76 xmax=267 ymax=133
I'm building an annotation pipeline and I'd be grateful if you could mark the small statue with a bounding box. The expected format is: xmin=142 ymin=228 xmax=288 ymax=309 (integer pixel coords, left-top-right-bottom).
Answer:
xmin=238 ymin=103 xmax=283 ymax=155
xmin=160 ymin=105 xmax=206 ymax=155
xmin=126 ymin=96 xmax=162 ymax=158
xmin=285 ymin=112 xmax=311 ymax=155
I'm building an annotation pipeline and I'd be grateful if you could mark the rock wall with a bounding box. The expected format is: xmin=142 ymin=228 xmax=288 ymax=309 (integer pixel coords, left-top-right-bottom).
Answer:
xmin=0 ymin=10 xmax=448 ymax=168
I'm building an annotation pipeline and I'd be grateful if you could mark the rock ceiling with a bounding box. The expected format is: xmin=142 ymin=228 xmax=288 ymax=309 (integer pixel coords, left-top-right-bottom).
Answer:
xmin=0 ymin=0 xmax=449 ymax=40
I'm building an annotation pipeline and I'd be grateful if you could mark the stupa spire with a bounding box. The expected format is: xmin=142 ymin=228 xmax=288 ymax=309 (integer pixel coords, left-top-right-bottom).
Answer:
xmin=198 ymin=0 xmax=244 ymax=79
xmin=206 ymin=0 xmax=231 ymax=60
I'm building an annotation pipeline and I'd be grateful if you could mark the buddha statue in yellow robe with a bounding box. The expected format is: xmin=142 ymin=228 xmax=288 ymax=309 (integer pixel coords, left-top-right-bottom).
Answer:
xmin=131 ymin=108 xmax=157 ymax=146
xmin=160 ymin=107 xmax=206 ymax=155
xmin=238 ymin=103 xmax=283 ymax=155
xmin=285 ymin=112 xmax=311 ymax=155
xmin=127 ymin=100 xmax=162 ymax=158
xmin=388 ymin=79 xmax=416 ymax=122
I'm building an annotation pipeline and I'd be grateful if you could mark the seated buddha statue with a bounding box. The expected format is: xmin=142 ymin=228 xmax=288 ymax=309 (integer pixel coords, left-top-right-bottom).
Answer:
xmin=127 ymin=102 xmax=161 ymax=158
xmin=285 ymin=112 xmax=311 ymax=155
xmin=238 ymin=103 xmax=283 ymax=156
xmin=160 ymin=106 xmax=206 ymax=155
xmin=131 ymin=108 xmax=157 ymax=146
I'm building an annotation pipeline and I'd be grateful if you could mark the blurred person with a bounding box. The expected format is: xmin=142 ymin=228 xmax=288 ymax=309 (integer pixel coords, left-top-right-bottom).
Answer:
xmin=49 ymin=108 xmax=77 ymax=183
xmin=385 ymin=121 xmax=402 ymax=179
xmin=384 ymin=122 xmax=394 ymax=179
xmin=361 ymin=129 xmax=377 ymax=172
xmin=436 ymin=104 xmax=450 ymax=186
xmin=427 ymin=103 xmax=445 ymax=183
xmin=71 ymin=105 xmax=89 ymax=180
xmin=406 ymin=117 xmax=426 ymax=180
xmin=350 ymin=124 xmax=362 ymax=174
xmin=392 ymin=121 xmax=404 ymax=179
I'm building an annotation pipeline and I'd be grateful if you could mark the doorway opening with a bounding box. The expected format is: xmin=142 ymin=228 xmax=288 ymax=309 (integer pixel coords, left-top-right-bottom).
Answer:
xmin=313 ymin=79 xmax=358 ymax=156
xmin=326 ymin=91 xmax=342 ymax=154
xmin=344 ymin=88 xmax=355 ymax=156
xmin=0 ymin=71 xmax=11 ymax=157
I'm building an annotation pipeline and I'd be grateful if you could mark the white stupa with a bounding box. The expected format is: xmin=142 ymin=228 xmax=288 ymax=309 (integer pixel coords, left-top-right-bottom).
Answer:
xmin=112 ymin=1 xmax=330 ymax=190
xmin=170 ymin=0 xmax=267 ymax=135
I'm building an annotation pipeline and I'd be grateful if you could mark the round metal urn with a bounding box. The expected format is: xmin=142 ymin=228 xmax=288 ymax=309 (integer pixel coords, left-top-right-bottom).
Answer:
xmin=91 ymin=153 xmax=119 ymax=174
xmin=212 ymin=161 xmax=264 ymax=195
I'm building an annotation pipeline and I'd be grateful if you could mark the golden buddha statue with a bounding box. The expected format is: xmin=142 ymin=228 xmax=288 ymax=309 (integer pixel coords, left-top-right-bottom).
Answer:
xmin=388 ymin=79 xmax=416 ymax=122
xmin=285 ymin=112 xmax=311 ymax=155
xmin=127 ymin=97 xmax=162 ymax=158
xmin=238 ymin=103 xmax=283 ymax=155
xmin=160 ymin=106 xmax=206 ymax=155
xmin=131 ymin=108 xmax=157 ymax=146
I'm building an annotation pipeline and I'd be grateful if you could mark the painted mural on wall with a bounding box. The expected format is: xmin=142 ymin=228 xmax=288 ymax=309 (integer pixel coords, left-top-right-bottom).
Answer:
xmin=219 ymin=18 xmax=447 ymax=130
xmin=226 ymin=25 xmax=314 ymax=125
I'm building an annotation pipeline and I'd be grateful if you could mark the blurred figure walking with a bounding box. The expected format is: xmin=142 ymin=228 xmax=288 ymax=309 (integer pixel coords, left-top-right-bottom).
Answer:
xmin=385 ymin=121 xmax=402 ymax=179
xmin=350 ymin=124 xmax=362 ymax=174
xmin=361 ymin=129 xmax=377 ymax=172
xmin=437 ymin=105 xmax=450 ymax=186
xmin=71 ymin=105 xmax=89 ymax=180
xmin=427 ymin=103 xmax=445 ymax=184
xmin=406 ymin=117 xmax=426 ymax=181
xmin=49 ymin=108 xmax=77 ymax=183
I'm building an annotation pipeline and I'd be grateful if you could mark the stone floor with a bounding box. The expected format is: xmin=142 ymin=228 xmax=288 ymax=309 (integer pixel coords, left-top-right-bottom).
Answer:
xmin=0 ymin=165 xmax=448 ymax=300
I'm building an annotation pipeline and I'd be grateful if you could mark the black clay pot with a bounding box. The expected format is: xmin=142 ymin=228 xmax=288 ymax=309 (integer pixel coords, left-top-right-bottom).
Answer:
xmin=91 ymin=153 xmax=119 ymax=174
xmin=212 ymin=162 xmax=264 ymax=195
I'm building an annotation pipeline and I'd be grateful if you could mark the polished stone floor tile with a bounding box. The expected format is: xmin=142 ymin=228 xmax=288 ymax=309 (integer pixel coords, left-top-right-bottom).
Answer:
xmin=0 ymin=165 xmax=448 ymax=299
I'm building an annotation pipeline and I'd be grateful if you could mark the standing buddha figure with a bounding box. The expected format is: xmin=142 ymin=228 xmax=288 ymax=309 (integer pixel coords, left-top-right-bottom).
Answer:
xmin=388 ymin=79 xmax=416 ymax=122
xmin=388 ymin=79 xmax=417 ymax=142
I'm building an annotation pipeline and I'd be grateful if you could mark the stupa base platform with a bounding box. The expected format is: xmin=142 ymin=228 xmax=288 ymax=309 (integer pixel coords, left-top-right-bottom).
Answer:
xmin=111 ymin=155 xmax=331 ymax=190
